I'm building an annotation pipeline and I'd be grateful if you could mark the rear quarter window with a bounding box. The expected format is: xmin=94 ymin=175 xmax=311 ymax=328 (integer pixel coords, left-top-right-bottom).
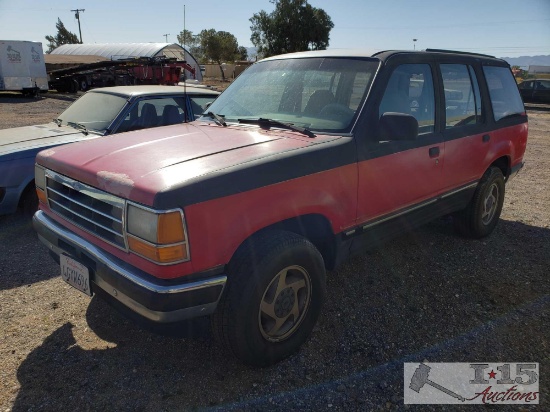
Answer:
xmin=482 ymin=66 xmax=524 ymax=122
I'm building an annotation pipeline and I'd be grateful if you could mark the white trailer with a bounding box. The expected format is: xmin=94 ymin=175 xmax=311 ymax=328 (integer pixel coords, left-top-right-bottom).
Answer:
xmin=0 ymin=40 xmax=48 ymax=95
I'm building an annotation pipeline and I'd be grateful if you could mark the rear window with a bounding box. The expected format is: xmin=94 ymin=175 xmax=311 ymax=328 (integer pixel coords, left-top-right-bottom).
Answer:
xmin=482 ymin=66 xmax=524 ymax=122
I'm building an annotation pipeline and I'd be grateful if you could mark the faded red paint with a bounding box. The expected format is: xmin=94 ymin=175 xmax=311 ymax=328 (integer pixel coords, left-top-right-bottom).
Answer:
xmin=37 ymin=122 xmax=341 ymax=206
xmin=185 ymin=163 xmax=359 ymax=274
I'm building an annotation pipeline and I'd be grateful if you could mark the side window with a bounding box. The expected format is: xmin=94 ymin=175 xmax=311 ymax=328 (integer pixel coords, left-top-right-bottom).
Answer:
xmin=482 ymin=66 xmax=524 ymax=122
xmin=537 ymin=80 xmax=550 ymax=90
xmin=379 ymin=64 xmax=435 ymax=134
xmin=521 ymin=81 xmax=534 ymax=90
xmin=117 ymin=97 xmax=186 ymax=132
xmin=441 ymin=64 xmax=483 ymax=128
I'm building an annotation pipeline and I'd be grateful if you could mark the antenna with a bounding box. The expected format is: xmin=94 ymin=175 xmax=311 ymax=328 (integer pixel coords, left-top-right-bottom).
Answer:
xmin=71 ymin=9 xmax=85 ymax=43
xmin=183 ymin=4 xmax=188 ymax=122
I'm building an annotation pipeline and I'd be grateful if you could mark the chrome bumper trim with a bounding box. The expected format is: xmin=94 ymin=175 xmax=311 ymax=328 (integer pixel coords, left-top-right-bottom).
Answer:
xmin=33 ymin=210 xmax=226 ymax=323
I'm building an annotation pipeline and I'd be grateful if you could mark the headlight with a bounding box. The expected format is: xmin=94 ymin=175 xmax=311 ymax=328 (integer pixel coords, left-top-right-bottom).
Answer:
xmin=126 ymin=203 xmax=189 ymax=264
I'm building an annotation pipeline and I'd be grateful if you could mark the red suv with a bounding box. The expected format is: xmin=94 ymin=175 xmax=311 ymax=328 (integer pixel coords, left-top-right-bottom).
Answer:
xmin=33 ymin=49 xmax=527 ymax=366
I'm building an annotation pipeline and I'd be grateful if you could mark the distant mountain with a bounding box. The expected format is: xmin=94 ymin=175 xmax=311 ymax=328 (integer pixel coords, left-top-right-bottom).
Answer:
xmin=501 ymin=55 xmax=550 ymax=69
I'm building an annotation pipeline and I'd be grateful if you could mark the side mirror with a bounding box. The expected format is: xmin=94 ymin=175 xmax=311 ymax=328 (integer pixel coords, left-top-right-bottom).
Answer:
xmin=379 ymin=112 xmax=419 ymax=141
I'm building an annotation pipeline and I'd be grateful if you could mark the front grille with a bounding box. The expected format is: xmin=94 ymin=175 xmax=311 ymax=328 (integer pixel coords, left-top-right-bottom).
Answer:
xmin=45 ymin=171 xmax=127 ymax=249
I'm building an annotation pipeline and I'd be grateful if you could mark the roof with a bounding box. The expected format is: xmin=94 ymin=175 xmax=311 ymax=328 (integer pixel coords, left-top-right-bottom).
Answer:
xmin=261 ymin=49 xmax=381 ymax=61
xmin=51 ymin=43 xmax=179 ymax=59
xmin=44 ymin=54 xmax=109 ymax=65
xmin=88 ymin=85 xmax=220 ymax=97
xmin=260 ymin=48 xmax=506 ymax=65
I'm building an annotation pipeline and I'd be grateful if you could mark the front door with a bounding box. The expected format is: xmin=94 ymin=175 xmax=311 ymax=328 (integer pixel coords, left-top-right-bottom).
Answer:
xmin=357 ymin=63 xmax=444 ymax=225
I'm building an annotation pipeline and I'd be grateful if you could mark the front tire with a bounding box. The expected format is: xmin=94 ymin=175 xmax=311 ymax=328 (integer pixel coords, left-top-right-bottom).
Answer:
xmin=19 ymin=185 xmax=38 ymax=217
xmin=454 ymin=167 xmax=505 ymax=238
xmin=212 ymin=231 xmax=326 ymax=366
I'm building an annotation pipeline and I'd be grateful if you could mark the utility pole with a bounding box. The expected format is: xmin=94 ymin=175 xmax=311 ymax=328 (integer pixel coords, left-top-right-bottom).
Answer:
xmin=71 ymin=9 xmax=85 ymax=43
xmin=163 ymin=33 xmax=170 ymax=42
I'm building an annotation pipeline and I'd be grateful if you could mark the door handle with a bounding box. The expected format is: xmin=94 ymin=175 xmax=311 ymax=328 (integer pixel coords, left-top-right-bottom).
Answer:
xmin=429 ymin=146 xmax=440 ymax=158
xmin=482 ymin=134 xmax=491 ymax=143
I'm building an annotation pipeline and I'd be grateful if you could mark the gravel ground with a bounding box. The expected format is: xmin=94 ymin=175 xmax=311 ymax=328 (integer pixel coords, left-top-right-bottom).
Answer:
xmin=0 ymin=92 xmax=548 ymax=411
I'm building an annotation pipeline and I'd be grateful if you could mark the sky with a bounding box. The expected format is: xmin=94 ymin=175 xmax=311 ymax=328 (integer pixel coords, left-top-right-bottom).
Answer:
xmin=1 ymin=0 xmax=549 ymax=58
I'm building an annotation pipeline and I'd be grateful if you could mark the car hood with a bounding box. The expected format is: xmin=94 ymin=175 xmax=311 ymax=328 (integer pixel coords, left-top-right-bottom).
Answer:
xmin=37 ymin=122 xmax=342 ymax=206
xmin=0 ymin=123 xmax=97 ymax=160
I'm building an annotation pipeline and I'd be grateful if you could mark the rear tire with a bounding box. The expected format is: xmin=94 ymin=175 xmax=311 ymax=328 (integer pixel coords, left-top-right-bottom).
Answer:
xmin=453 ymin=167 xmax=505 ymax=238
xmin=211 ymin=230 xmax=326 ymax=366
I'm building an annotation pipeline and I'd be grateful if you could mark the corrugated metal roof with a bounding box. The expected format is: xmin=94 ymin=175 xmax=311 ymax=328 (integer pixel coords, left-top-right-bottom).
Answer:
xmin=51 ymin=43 xmax=173 ymax=59
xmin=50 ymin=43 xmax=202 ymax=80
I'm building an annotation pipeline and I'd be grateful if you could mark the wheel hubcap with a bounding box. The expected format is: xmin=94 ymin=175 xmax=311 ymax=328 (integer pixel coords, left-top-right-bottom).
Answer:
xmin=259 ymin=265 xmax=311 ymax=342
xmin=482 ymin=183 xmax=499 ymax=225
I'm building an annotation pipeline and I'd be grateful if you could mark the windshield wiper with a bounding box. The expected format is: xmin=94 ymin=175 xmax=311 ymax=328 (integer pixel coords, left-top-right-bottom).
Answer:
xmin=204 ymin=111 xmax=227 ymax=127
xmin=67 ymin=121 xmax=89 ymax=135
xmin=238 ymin=118 xmax=315 ymax=138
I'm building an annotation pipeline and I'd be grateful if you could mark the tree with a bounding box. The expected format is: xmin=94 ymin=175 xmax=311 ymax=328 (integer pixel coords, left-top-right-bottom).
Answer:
xmin=177 ymin=29 xmax=204 ymax=62
xmin=45 ymin=18 xmax=80 ymax=53
xmin=250 ymin=0 xmax=334 ymax=58
xmin=237 ymin=46 xmax=248 ymax=61
xmin=177 ymin=29 xmax=196 ymax=48
xmin=198 ymin=29 xmax=240 ymax=80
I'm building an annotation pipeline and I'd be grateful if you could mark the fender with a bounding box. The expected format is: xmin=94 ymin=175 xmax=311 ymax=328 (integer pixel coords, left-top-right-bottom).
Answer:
xmin=485 ymin=121 xmax=528 ymax=171
xmin=184 ymin=163 xmax=359 ymax=272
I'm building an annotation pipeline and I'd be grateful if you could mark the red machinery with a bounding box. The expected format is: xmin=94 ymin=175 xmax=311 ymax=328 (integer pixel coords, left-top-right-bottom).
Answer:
xmin=49 ymin=56 xmax=196 ymax=92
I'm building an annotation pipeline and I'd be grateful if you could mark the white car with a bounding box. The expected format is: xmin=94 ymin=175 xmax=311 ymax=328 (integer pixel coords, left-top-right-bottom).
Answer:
xmin=0 ymin=85 xmax=219 ymax=215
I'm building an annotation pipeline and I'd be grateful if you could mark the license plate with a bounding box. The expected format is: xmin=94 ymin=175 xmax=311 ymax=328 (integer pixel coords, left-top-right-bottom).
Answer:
xmin=60 ymin=255 xmax=92 ymax=296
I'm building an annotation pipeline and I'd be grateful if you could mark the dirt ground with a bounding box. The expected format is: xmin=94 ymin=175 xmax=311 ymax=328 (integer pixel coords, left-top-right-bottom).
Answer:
xmin=0 ymin=92 xmax=548 ymax=411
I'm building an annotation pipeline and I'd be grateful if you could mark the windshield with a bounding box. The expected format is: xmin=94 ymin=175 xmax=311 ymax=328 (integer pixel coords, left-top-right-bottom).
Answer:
xmin=201 ymin=57 xmax=379 ymax=132
xmin=57 ymin=91 xmax=127 ymax=132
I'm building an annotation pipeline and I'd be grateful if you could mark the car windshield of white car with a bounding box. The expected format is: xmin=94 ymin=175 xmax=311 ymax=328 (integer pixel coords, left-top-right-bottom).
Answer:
xmin=57 ymin=92 xmax=127 ymax=133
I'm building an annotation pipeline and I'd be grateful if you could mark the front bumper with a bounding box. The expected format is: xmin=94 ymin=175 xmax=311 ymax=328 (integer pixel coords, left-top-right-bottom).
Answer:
xmin=33 ymin=210 xmax=226 ymax=323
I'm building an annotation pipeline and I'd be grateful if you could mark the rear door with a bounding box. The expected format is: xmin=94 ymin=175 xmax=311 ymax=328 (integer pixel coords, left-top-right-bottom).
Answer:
xmin=439 ymin=62 xmax=489 ymax=193
xmin=518 ymin=80 xmax=534 ymax=102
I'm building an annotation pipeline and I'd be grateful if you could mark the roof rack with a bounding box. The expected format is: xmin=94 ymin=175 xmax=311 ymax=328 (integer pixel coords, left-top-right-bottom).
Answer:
xmin=425 ymin=48 xmax=496 ymax=58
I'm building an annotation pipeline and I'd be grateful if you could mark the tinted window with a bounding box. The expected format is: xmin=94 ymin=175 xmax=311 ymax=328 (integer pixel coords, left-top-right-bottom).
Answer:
xmin=482 ymin=66 xmax=524 ymax=122
xmin=536 ymin=80 xmax=550 ymax=89
xmin=379 ymin=64 xmax=435 ymax=134
xmin=441 ymin=64 xmax=483 ymax=128
xmin=520 ymin=81 xmax=534 ymax=90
